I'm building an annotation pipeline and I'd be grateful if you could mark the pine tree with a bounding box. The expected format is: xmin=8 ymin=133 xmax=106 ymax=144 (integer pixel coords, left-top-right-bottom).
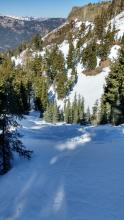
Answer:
xmin=0 ymin=76 xmax=32 ymax=174
xmin=67 ymin=34 xmax=75 ymax=69
xmin=78 ymin=96 xmax=85 ymax=124
xmin=102 ymin=46 xmax=124 ymax=125
xmin=53 ymin=102 xmax=59 ymax=123
xmin=91 ymin=100 xmax=98 ymax=125
xmin=64 ymin=99 xmax=72 ymax=123
xmin=56 ymin=71 xmax=67 ymax=99
xmin=72 ymin=94 xmax=79 ymax=124
xmin=82 ymin=40 xmax=97 ymax=70
xmin=44 ymin=103 xmax=54 ymax=123
xmin=85 ymin=107 xmax=91 ymax=124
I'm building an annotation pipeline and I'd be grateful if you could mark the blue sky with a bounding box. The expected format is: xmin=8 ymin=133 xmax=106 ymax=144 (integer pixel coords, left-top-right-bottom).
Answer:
xmin=0 ymin=0 xmax=102 ymax=18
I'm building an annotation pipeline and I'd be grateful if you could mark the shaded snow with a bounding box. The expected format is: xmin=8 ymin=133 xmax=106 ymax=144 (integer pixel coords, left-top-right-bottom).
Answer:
xmin=0 ymin=112 xmax=124 ymax=219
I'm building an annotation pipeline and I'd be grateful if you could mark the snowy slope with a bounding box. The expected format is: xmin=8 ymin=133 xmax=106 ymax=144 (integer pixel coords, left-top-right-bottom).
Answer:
xmin=11 ymin=10 xmax=124 ymax=111
xmin=68 ymin=65 xmax=110 ymax=110
xmin=111 ymin=11 xmax=124 ymax=39
xmin=0 ymin=112 xmax=124 ymax=220
xmin=108 ymin=45 xmax=121 ymax=61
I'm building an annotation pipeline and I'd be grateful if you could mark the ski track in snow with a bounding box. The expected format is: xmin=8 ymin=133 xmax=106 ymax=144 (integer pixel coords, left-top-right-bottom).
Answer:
xmin=0 ymin=111 xmax=124 ymax=220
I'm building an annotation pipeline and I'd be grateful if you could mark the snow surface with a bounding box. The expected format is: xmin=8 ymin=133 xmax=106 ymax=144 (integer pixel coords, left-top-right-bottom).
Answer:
xmin=111 ymin=11 xmax=124 ymax=39
xmin=108 ymin=45 xmax=121 ymax=61
xmin=75 ymin=20 xmax=82 ymax=29
xmin=1 ymin=15 xmax=48 ymax=21
xmin=11 ymin=50 xmax=27 ymax=66
xmin=59 ymin=41 xmax=69 ymax=59
xmin=0 ymin=111 xmax=124 ymax=220
xmin=68 ymin=64 xmax=110 ymax=111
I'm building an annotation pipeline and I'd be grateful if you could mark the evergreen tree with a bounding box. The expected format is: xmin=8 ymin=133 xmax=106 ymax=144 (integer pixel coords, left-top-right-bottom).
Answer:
xmin=0 ymin=76 xmax=32 ymax=174
xmin=85 ymin=107 xmax=91 ymax=124
xmin=31 ymin=34 xmax=43 ymax=50
xmin=53 ymin=101 xmax=59 ymax=123
xmin=64 ymin=99 xmax=72 ymax=124
xmin=72 ymin=94 xmax=79 ymax=124
xmin=82 ymin=40 xmax=97 ymax=70
xmin=101 ymin=46 xmax=124 ymax=125
xmin=91 ymin=100 xmax=98 ymax=125
xmin=77 ymin=96 xmax=85 ymax=124
xmin=67 ymin=34 xmax=75 ymax=69
xmin=44 ymin=103 xmax=54 ymax=123
xmin=56 ymin=71 xmax=67 ymax=99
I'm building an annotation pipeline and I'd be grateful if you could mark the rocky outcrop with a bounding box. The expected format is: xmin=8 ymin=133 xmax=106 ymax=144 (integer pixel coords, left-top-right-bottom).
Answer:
xmin=68 ymin=2 xmax=110 ymax=22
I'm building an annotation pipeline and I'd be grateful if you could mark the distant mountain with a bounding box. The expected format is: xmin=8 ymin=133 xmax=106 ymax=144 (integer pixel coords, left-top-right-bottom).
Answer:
xmin=1 ymin=15 xmax=48 ymax=21
xmin=0 ymin=15 xmax=65 ymax=50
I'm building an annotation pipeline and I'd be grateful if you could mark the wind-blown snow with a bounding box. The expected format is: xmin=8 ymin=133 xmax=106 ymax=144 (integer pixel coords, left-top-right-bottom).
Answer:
xmin=0 ymin=112 xmax=124 ymax=220
xmin=68 ymin=65 xmax=110 ymax=110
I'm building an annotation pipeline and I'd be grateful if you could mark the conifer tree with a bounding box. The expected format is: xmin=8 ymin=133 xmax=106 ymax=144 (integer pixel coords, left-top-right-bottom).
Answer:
xmin=102 ymin=46 xmax=124 ymax=125
xmin=44 ymin=103 xmax=54 ymax=123
xmin=67 ymin=34 xmax=75 ymax=69
xmin=91 ymin=100 xmax=98 ymax=125
xmin=82 ymin=40 xmax=97 ymax=70
xmin=64 ymin=99 xmax=72 ymax=123
xmin=0 ymin=75 xmax=32 ymax=174
xmin=85 ymin=107 xmax=91 ymax=124
xmin=53 ymin=101 xmax=59 ymax=123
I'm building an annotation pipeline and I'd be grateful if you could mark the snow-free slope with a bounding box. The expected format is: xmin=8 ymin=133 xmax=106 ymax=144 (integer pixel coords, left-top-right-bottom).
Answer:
xmin=0 ymin=112 xmax=124 ymax=220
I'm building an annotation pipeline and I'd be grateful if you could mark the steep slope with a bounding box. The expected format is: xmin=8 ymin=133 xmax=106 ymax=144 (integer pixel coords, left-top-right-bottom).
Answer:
xmin=0 ymin=16 xmax=65 ymax=50
xmin=11 ymin=0 xmax=124 ymax=115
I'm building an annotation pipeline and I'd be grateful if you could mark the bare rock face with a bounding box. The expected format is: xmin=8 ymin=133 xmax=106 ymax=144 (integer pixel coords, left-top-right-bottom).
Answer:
xmin=68 ymin=2 xmax=110 ymax=22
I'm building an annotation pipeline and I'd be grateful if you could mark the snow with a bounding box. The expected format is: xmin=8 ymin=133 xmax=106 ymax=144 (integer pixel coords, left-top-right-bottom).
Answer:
xmin=32 ymin=50 xmax=46 ymax=58
xmin=111 ymin=11 xmax=124 ymax=39
xmin=48 ymin=85 xmax=55 ymax=101
xmin=75 ymin=20 xmax=82 ymax=29
xmin=109 ymin=45 xmax=121 ymax=61
xmin=59 ymin=40 xmax=69 ymax=59
xmin=0 ymin=111 xmax=124 ymax=219
xmin=73 ymin=39 xmax=78 ymax=48
xmin=11 ymin=50 xmax=27 ymax=66
xmin=11 ymin=56 xmax=23 ymax=66
xmin=68 ymin=65 xmax=110 ymax=111
xmin=2 ymin=15 xmax=48 ymax=21
xmin=97 ymin=57 xmax=101 ymax=67
xmin=67 ymin=69 xmax=72 ymax=79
